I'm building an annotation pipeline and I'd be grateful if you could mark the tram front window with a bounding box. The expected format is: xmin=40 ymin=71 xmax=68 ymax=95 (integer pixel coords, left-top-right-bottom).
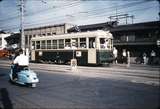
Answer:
xmin=100 ymin=38 xmax=107 ymax=49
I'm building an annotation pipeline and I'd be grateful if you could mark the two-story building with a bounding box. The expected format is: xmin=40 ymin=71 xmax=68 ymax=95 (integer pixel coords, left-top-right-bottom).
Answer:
xmin=68 ymin=21 xmax=160 ymax=64
xmin=24 ymin=23 xmax=74 ymax=48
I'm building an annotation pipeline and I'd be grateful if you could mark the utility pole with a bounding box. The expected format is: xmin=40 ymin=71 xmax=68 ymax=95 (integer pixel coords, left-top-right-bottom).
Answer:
xmin=20 ymin=0 xmax=25 ymax=52
xmin=158 ymin=0 xmax=160 ymax=21
xmin=108 ymin=14 xmax=134 ymax=24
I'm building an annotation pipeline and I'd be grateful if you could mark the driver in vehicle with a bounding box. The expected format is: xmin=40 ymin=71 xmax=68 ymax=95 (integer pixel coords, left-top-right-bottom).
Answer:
xmin=12 ymin=49 xmax=29 ymax=80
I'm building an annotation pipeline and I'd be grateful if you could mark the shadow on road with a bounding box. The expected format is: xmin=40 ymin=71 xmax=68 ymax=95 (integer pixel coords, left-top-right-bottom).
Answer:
xmin=0 ymin=74 xmax=6 ymax=77
xmin=0 ymin=88 xmax=13 ymax=109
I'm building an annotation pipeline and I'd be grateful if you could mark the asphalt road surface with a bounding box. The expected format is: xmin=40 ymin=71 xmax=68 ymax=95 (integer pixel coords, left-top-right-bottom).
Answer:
xmin=0 ymin=59 xmax=159 ymax=109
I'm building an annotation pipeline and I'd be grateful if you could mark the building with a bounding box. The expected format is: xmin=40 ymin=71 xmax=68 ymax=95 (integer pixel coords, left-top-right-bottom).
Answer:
xmin=0 ymin=31 xmax=10 ymax=50
xmin=4 ymin=33 xmax=21 ymax=50
xmin=24 ymin=23 xmax=74 ymax=48
xmin=110 ymin=21 xmax=160 ymax=64
xmin=68 ymin=21 xmax=117 ymax=33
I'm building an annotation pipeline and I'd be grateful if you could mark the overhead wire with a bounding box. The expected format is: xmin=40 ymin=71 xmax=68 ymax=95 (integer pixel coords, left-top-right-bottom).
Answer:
xmin=23 ymin=1 xmax=151 ymax=27
xmin=0 ymin=0 xmax=157 ymax=31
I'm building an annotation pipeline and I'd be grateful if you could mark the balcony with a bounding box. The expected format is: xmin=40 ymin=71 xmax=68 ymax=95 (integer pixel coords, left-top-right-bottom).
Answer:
xmin=113 ymin=38 xmax=157 ymax=46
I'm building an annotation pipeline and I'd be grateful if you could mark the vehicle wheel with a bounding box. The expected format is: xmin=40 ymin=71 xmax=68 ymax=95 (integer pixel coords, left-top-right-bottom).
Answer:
xmin=32 ymin=83 xmax=36 ymax=88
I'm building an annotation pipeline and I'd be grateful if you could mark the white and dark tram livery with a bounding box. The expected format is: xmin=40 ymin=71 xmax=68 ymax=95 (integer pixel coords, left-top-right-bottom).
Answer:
xmin=31 ymin=30 xmax=114 ymax=65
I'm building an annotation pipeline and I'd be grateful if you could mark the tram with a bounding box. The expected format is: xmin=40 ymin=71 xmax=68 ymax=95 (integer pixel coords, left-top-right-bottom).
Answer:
xmin=30 ymin=30 xmax=114 ymax=65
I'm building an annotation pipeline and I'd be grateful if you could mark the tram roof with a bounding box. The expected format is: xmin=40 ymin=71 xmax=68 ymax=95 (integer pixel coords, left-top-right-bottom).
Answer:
xmin=32 ymin=30 xmax=112 ymax=40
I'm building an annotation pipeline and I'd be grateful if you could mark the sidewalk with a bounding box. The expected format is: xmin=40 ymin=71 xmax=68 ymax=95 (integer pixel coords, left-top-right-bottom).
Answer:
xmin=111 ymin=63 xmax=160 ymax=71
xmin=0 ymin=58 xmax=159 ymax=72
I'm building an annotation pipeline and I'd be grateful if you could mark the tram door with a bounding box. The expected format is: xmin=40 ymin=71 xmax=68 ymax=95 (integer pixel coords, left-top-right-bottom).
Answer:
xmin=88 ymin=49 xmax=96 ymax=64
xmin=31 ymin=50 xmax=35 ymax=61
xmin=88 ymin=37 xmax=96 ymax=64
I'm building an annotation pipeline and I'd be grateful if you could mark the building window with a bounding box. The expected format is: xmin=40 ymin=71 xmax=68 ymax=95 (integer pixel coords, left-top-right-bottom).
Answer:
xmin=52 ymin=32 xmax=56 ymax=35
xmin=52 ymin=40 xmax=57 ymax=49
xmin=36 ymin=41 xmax=40 ymax=49
xmin=47 ymin=40 xmax=51 ymax=49
xmin=59 ymin=39 xmax=64 ymax=49
xmin=47 ymin=33 xmax=51 ymax=36
xmin=42 ymin=34 xmax=46 ymax=36
xmin=41 ymin=40 xmax=46 ymax=49
xmin=25 ymin=35 xmax=28 ymax=45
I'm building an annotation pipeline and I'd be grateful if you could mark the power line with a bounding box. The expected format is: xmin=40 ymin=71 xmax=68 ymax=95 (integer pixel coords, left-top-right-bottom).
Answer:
xmin=23 ymin=1 xmax=150 ymax=26
xmin=23 ymin=1 xmax=147 ymax=24
xmin=0 ymin=0 xmax=156 ymax=31
xmin=0 ymin=1 xmax=80 ymax=22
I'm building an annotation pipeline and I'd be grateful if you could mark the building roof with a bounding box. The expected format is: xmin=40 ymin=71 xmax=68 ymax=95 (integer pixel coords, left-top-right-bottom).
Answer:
xmin=68 ymin=21 xmax=160 ymax=33
xmin=5 ymin=33 xmax=20 ymax=45
xmin=110 ymin=21 xmax=160 ymax=32
xmin=24 ymin=23 xmax=73 ymax=31
xmin=68 ymin=21 xmax=117 ymax=32
xmin=0 ymin=30 xmax=6 ymax=34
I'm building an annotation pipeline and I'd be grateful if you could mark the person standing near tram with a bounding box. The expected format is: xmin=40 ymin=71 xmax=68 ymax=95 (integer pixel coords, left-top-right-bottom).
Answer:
xmin=113 ymin=47 xmax=118 ymax=64
xmin=122 ymin=49 xmax=127 ymax=64
xmin=150 ymin=50 xmax=156 ymax=65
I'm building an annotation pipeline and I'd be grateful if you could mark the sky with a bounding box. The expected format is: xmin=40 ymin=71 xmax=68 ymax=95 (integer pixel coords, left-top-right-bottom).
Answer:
xmin=0 ymin=0 xmax=159 ymax=32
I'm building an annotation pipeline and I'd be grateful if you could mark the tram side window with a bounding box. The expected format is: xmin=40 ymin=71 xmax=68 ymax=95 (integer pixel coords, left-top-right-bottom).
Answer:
xmin=36 ymin=41 xmax=40 ymax=49
xmin=59 ymin=39 xmax=64 ymax=49
xmin=80 ymin=38 xmax=86 ymax=48
xmin=71 ymin=38 xmax=78 ymax=49
xmin=41 ymin=40 xmax=46 ymax=49
xmin=65 ymin=39 xmax=71 ymax=49
xmin=52 ymin=40 xmax=57 ymax=49
xmin=31 ymin=41 xmax=35 ymax=50
xmin=89 ymin=37 xmax=95 ymax=48
xmin=47 ymin=40 xmax=51 ymax=49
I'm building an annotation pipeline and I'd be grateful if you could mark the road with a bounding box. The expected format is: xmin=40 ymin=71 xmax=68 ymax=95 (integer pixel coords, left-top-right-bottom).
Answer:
xmin=0 ymin=59 xmax=160 ymax=109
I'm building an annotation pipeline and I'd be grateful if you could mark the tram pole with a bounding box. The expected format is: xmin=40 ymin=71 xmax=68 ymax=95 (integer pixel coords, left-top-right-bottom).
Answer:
xmin=127 ymin=51 xmax=130 ymax=67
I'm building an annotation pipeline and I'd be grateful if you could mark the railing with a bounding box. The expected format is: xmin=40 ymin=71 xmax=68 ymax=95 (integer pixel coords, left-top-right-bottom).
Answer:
xmin=113 ymin=38 xmax=156 ymax=45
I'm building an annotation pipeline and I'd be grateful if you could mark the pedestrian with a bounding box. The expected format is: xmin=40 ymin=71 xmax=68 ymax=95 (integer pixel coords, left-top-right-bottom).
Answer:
xmin=150 ymin=50 xmax=156 ymax=65
xmin=143 ymin=52 xmax=147 ymax=65
xmin=122 ymin=49 xmax=127 ymax=64
xmin=113 ymin=47 xmax=118 ymax=64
